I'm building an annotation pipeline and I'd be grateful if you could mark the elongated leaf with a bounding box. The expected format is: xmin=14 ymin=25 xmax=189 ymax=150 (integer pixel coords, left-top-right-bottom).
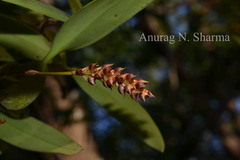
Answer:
xmin=0 ymin=113 xmax=82 ymax=154
xmin=0 ymin=14 xmax=50 ymax=61
xmin=0 ymin=77 xmax=45 ymax=110
xmin=2 ymin=0 xmax=69 ymax=22
xmin=69 ymin=0 xmax=83 ymax=13
xmin=43 ymin=0 xmax=153 ymax=63
xmin=74 ymin=76 xmax=165 ymax=152
xmin=0 ymin=46 xmax=15 ymax=62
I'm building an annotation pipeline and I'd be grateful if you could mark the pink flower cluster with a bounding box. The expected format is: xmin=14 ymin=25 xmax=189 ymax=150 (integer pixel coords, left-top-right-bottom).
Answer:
xmin=75 ymin=63 xmax=155 ymax=102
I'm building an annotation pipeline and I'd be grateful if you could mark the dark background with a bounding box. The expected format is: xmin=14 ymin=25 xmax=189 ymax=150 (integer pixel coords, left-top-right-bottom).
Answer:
xmin=1 ymin=0 xmax=240 ymax=159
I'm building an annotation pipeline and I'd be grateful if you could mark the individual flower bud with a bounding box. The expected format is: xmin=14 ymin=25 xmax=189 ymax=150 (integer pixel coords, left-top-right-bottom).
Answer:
xmin=75 ymin=69 xmax=85 ymax=75
xmin=126 ymin=74 xmax=137 ymax=83
xmin=102 ymin=64 xmax=113 ymax=69
xmin=106 ymin=77 xmax=116 ymax=88
xmin=103 ymin=67 xmax=112 ymax=75
xmin=139 ymin=89 xmax=155 ymax=102
xmin=113 ymin=67 xmax=125 ymax=76
xmin=131 ymin=90 xmax=139 ymax=101
xmin=118 ymin=84 xmax=125 ymax=96
xmin=139 ymin=92 xmax=147 ymax=102
xmin=87 ymin=76 xmax=96 ymax=85
xmin=94 ymin=72 xmax=103 ymax=79
xmin=124 ymin=84 xmax=134 ymax=94
xmin=135 ymin=79 xmax=150 ymax=84
xmin=116 ymin=73 xmax=129 ymax=84
xmin=89 ymin=63 xmax=99 ymax=73
xmin=102 ymin=80 xmax=109 ymax=88
xmin=147 ymin=90 xmax=155 ymax=98
xmin=135 ymin=82 xmax=146 ymax=90
xmin=115 ymin=74 xmax=126 ymax=84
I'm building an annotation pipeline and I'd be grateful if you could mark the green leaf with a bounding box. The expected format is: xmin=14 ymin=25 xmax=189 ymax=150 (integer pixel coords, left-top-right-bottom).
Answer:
xmin=0 ymin=14 xmax=50 ymax=61
xmin=0 ymin=46 xmax=15 ymax=62
xmin=0 ymin=118 xmax=6 ymax=126
xmin=13 ymin=9 xmax=45 ymax=26
xmin=74 ymin=76 xmax=165 ymax=152
xmin=0 ymin=77 xmax=45 ymax=110
xmin=2 ymin=0 xmax=69 ymax=22
xmin=43 ymin=0 xmax=153 ymax=63
xmin=69 ymin=0 xmax=83 ymax=13
xmin=0 ymin=113 xmax=82 ymax=155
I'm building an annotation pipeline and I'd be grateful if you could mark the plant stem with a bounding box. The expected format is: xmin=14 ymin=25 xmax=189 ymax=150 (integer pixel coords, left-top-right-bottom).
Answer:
xmin=25 ymin=70 xmax=75 ymax=76
xmin=38 ymin=71 xmax=74 ymax=76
